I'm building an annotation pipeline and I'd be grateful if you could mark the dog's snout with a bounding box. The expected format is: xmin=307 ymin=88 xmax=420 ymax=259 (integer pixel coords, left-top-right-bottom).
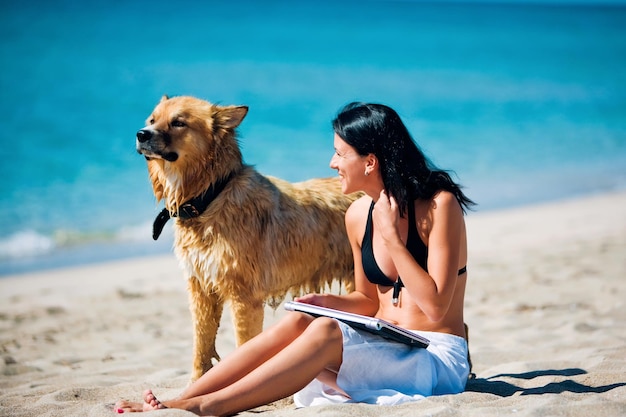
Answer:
xmin=137 ymin=129 xmax=153 ymax=143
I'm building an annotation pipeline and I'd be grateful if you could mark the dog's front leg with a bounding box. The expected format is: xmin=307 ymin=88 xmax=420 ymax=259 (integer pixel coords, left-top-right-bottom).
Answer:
xmin=230 ymin=297 xmax=265 ymax=347
xmin=188 ymin=277 xmax=223 ymax=381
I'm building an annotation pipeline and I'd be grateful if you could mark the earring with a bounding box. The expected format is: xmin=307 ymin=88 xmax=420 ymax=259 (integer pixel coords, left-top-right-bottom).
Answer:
xmin=364 ymin=170 xmax=369 ymax=176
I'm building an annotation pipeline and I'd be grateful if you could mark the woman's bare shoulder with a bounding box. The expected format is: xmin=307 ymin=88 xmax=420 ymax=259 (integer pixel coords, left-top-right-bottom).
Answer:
xmin=430 ymin=190 xmax=462 ymax=213
xmin=346 ymin=195 xmax=372 ymax=216
xmin=345 ymin=195 xmax=373 ymax=233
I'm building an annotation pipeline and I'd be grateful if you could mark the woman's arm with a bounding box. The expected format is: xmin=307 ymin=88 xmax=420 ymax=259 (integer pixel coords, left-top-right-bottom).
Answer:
xmin=374 ymin=190 xmax=463 ymax=322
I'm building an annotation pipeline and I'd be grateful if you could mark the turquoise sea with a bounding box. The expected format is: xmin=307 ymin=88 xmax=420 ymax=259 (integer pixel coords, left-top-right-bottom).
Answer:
xmin=1 ymin=0 xmax=625 ymax=275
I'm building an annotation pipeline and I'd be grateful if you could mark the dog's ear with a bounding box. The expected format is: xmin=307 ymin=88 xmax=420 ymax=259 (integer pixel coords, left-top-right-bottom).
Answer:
xmin=218 ymin=105 xmax=249 ymax=129
xmin=160 ymin=95 xmax=169 ymax=103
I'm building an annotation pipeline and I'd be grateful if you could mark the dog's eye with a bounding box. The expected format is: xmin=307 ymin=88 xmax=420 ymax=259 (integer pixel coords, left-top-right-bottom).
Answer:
xmin=149 ymin=118 xmax=155 ymax=125
xmin=172 ymin=120 xmax=186 ymax=128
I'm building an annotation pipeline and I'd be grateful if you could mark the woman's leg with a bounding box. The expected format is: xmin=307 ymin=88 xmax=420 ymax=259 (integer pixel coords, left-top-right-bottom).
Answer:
xmin=177 ymin=311 xmax=316 ymax=399
xmin=116 ymin=312 xmax=316 ymax=412
xmin=150 ymin=317 xmax=344 ymax=416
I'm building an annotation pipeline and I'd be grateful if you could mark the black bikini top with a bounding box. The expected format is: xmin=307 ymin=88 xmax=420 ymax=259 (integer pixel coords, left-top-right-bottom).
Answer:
xmin=361 ymin=200 xmax=467 ymax=289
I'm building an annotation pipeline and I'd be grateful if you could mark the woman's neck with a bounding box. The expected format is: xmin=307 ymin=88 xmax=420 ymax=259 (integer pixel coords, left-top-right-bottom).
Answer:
xmin=364 ymin=186 xmax=384 ymax=202
xmin=362 ymin=175 xmax=385 ymax=201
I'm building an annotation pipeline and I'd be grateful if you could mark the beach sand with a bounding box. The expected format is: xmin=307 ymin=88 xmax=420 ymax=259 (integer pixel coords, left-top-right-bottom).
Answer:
xmin=1 ymin=191 xmax=625 ymax=417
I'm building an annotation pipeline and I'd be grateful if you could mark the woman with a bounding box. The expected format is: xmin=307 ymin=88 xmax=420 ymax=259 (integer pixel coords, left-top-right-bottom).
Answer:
xmin=115 ymin=102 xmax=474 ymax=415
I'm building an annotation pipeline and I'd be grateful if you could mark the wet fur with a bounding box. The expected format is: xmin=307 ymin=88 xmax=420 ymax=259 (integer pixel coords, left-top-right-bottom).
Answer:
xmin=138 ymin=96 xmax=358 ymax=380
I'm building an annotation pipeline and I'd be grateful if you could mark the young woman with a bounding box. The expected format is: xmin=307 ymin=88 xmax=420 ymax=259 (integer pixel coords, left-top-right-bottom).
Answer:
xmin=115 ymin=102 xmax=474 ymax=415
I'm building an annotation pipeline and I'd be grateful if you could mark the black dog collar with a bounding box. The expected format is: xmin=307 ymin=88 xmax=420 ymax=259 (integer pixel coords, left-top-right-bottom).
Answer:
xmin=152 ymin=172 xmax=235 ymax=240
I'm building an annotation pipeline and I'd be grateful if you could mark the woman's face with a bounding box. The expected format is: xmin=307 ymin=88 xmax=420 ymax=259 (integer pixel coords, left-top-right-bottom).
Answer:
xmin=329 ymin=133 xmax=368 ymax=195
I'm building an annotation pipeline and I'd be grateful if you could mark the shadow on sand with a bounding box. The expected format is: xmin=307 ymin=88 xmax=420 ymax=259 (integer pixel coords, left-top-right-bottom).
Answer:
xmin=465 ymin=368 xmax=626 ymax=397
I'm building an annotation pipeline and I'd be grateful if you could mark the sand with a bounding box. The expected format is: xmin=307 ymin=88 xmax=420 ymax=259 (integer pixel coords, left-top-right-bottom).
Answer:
xmin=1 ymin=191 xmax=625 ymax=417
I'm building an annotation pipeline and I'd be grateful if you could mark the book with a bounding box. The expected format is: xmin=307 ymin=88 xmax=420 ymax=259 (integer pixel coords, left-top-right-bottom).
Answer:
xmin=284 ymin=301 xmax=429 ymax=348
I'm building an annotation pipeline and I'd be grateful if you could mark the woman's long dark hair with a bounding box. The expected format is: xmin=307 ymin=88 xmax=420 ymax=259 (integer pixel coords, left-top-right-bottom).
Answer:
xmin=332 ymin=102 xmax=475 ymax=217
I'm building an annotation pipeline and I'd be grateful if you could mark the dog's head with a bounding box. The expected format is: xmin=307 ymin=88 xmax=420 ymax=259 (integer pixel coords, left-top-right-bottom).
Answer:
xmin=137 ymin=95 xmax=248 ymax=163
xmin=138 ymin=95 xmax=248 ymax=206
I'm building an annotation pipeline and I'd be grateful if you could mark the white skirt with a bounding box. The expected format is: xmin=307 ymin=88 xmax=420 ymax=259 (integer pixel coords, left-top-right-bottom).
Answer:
xmin=294 ymin=321 xmax=470 ymax=407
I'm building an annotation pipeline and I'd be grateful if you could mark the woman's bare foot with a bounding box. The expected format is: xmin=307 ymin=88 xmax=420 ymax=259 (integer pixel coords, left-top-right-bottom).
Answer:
xmin=143 ymin=389 xmax=167 ymax=411
xmin=114 ymin=389 xmax=167 ymax=413
xmin=114 ymin=399 xmax=144 ymax=413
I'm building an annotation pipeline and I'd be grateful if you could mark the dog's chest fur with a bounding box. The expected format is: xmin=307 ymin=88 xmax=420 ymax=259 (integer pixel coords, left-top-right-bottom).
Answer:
xmin=169 ymin=171 xmax=300 ymax=296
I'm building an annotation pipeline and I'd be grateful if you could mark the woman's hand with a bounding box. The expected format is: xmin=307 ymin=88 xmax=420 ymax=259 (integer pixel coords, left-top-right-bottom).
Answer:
xmin=373 ymin=190 xmax=402 ymax=246
xmin=294 ymin=293 xmax=327 ymax=307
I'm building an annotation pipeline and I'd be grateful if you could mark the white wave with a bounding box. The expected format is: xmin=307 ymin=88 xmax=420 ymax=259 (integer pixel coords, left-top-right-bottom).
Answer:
xmin=0 ymin=230 xmax=55 ymax=259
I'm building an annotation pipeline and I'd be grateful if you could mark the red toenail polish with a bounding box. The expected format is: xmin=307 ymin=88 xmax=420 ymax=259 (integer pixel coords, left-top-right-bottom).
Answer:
xmin=116 ymin=408 xmax=124 ymax=414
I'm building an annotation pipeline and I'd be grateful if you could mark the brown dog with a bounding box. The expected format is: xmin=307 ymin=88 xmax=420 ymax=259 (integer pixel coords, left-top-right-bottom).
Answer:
xmin=137 ymin=95 xmax=358 ymax=380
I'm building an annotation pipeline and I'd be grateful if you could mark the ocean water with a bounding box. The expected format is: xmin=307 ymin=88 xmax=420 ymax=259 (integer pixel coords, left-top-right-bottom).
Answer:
xmin=1 ymin=0 xmax=625 ymax=275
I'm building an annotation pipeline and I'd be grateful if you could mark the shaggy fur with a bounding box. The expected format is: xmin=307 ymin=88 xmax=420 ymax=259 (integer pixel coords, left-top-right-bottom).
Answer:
xmin=137 ymin=95 xmax=358 ymax=380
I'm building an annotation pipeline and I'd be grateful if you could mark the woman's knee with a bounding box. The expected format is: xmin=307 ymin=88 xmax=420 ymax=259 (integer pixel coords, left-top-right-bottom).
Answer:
xmin=305 ymin=318 xmax=344 ymax=368
xmin=274 ymin=313 xmax=342 ymax=347
xmin=306 ymin=317 xmax=343 ymax=344
xmin=278 ymin=311 xmax=315 ymax=333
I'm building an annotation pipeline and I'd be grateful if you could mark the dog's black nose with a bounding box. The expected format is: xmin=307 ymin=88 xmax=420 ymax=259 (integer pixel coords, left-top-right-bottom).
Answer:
xmin=137 ymin=129 xmax=152 ymax=143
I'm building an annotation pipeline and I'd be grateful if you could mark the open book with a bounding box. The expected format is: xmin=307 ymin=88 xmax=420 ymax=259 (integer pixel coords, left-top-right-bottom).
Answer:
xmin=284 ymin=301 xmax=429 ymax=348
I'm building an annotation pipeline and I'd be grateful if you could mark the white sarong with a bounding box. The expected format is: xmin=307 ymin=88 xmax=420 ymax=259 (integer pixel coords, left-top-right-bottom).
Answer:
xmin=294 ymin=321 xmax=469 ymax=407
